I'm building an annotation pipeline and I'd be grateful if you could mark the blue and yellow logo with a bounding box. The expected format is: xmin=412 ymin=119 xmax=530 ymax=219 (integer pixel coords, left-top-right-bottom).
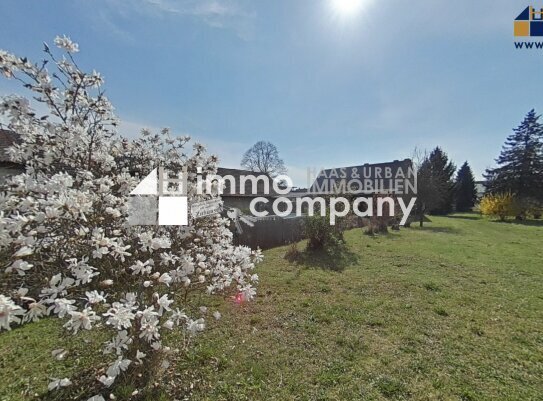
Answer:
xmin=515 ymin=6 xmax=543 ymax=36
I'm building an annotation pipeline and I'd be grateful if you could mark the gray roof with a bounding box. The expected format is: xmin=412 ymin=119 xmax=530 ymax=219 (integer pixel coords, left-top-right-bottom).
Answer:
xmin=0 ymin=129 xmax=21 ymax=163
xmin=216 ymin=167 xmax=279 ymax=197
xmin=310 ymin=159 xmax=414 ymax=194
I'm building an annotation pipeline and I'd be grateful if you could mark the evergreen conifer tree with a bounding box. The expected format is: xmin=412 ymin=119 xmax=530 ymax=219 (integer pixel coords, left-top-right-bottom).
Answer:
xmin=427 ymin=147 xmax=456 ymax=215
xmin=455 ymin=161 xmax=477 ymax=212
xmin=484 ymin=109 xmax=543 ymax=202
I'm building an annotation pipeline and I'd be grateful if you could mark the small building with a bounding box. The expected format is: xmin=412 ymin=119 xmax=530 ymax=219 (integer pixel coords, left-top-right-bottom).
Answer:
xmin=0 ymin=129 xmax=24 ymax=182
xmin=216 ymin=167 xmax=279 ymax=213
xmin=475 ymin=181 xmax=487 ymax=199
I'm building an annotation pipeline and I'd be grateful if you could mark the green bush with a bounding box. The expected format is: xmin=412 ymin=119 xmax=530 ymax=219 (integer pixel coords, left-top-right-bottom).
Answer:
xmin=304 ymin=212 xmax=345 ymax=251
xmin=364 ymin=217 xmax=389 ymax=236
xmin=284 ymin=243 xmax=302 ymax=262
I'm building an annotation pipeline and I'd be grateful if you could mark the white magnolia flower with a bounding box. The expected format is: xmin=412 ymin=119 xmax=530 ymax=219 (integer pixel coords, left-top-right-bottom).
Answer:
xmin=170 ymin=308 xmax=187 ymax=325
xmin=48 ymin=377 xmax=72 ymax=391
xmin=135 ymin=350 xmax=146 ymax=364
xmin=104 ymin=330 xmax=132 ymax=355
xmin=85 ymin=290 xmax=106 ymax=305
xmin=54 ymin=35 xmax=79 ymax=53
xmin=186 ymin=318 xmax=205 ymax=336
xmin=88 ymin=396 xmax=106 ymax=401
xmin=6 ymin=260 xmax=33 ymax=276
xmin=253 ymin=249 xmax=264 ymax=263
xmin=13 ymin=246 xmax=33 ymax=257
xmin=156 ymin=294 xmax=173 ymax=315
xmin=106 ymin=357 xmax=131 ymax=378
xmin=139 ymin=320 xmax=160 ymax=342
xmin=48 ymin=298 xmax=76 ymax=318
xmin=160 ymin=252 xmax=176 ymax=266
xmin=24 ymin=301 xmax=47 ymax=322
xmin=158 ymin=273 xmax=172 ymax=286
xmin=128 ymin=260 xmax=152 ymax=276
xmin=241 ymin=286 xmax=257 ymax=302
xmin=105 ymin=207 xmax=121 ymax=218
xmin=0 ymin=295 xmax=25 ymax=331
xmin=51 ymin=348 xmax=68 ymax=361
xmin=98 ymin=375 xmax=115 ymax=387
xmin=104 ymin=302 xmax=136 ymax=330
xmin=122 ymin=293 xmax=137 ymax=306
xmin=64 ymin=308 xmax=98 ymax=334
xmin=151 ymin=341 xmax=162 ymax=351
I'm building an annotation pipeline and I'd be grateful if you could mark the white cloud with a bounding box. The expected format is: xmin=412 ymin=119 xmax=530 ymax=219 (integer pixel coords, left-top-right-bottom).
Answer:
xmin=96 ymin=0 xmax=255 ymax=40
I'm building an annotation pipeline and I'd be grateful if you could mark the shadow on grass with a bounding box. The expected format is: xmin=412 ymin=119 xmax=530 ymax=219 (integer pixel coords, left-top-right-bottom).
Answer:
xmin=443 ymin=214 xmax=481 ymax=221
xmin=288 ymin=246 xmax=359 ymax=272
xmin=492 ymin=219 xmax=543 ymax=227
xmin=414 ymin=226 xmax=462 ymax=234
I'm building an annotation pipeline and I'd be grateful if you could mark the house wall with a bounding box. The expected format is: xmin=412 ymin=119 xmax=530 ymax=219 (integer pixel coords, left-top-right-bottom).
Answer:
xmin=232 ymin=215 xmax=305 ymax=250
xmin=222 ymin=196 xmax=275 ymax=213
xmin=0 ymin=165 xmax=24 ymax=184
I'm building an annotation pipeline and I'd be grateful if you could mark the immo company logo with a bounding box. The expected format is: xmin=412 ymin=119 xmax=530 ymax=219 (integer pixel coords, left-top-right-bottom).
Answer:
xmin=127 ymin=164 xmax=419 ymax=228
xmin=128 ymin=167 xmax=222 ymax=227
xmin=515 ymin=6 xmax=543 ymax=36
xmin=514 ymin=6 xmax=543 ymax=48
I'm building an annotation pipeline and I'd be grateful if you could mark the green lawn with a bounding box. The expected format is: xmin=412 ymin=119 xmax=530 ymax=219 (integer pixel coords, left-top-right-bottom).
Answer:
xmin=1 ymin=214 xmax=543 ymax=400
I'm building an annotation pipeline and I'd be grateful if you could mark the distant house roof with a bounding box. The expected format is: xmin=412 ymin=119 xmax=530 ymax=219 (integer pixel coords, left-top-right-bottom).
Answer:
xmin=310 ymin=159 xmax=414 ymax=194
xmin=475 ymin=181 xmax=487 ymax=197
xmin=216 ymin=167 xmax=279 ymax=197
xmin=0 ymin=129 xmax=22 ymax=164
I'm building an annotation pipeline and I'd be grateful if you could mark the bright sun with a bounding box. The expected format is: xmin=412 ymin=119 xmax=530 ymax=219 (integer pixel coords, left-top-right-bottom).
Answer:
xmin=331 ymin=0 xmax=364 ymax=16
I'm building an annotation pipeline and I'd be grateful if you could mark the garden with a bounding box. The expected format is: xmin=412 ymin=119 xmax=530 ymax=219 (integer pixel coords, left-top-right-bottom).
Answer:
xmin=1 ymin=214 xmax=542 ymax=400
xmin=1 ymin=34 xmax=543 ymax=401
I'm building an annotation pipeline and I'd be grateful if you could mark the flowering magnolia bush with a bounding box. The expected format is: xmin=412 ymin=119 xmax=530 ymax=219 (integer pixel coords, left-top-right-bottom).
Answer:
xmin=0 ymin=36 xmax=261 ymax=397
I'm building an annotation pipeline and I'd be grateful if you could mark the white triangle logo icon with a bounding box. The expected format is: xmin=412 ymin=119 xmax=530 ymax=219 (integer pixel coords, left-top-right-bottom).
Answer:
xmin=130 ymin=168 xmax=158 ymax=195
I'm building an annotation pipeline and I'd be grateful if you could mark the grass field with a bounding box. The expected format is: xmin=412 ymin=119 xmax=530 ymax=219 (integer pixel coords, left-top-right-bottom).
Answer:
xmin=1 ymin=214 xmax=542 ymax=400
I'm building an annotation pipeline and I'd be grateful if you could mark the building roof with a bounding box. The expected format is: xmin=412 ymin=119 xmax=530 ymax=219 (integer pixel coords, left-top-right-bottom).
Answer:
xmin=475 ymin=181 xmax=487 ymax=197
xmin=0 ymin=129 xmax=22 ymax=163
xmin=216 ymin=167 xmax=280 ymax=197
xmin=310 ymin=159 xmax=414 ymax=194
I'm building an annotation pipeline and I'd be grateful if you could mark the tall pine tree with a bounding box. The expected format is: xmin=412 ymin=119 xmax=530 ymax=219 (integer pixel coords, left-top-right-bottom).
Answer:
xmin=485 ymin=109 xmax=543 ymax=202
xmin=427 ymin=147 xmax=456 ymax=215
xmin=415 ymin=155 xmax=447 ymax=226
xmin=455 ymin=162 xmax=477 ymax=212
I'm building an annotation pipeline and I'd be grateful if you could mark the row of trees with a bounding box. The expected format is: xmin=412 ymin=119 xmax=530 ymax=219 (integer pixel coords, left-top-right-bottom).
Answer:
xmin=239 ymin=141 xmax=481 ymax=226
xmin=482 ymin=109 xmax=543 ymax=219
xmin=416 ymin=109 xmax=543 ymax=223
xmin=414 ymin=147 xmax=477 ymax=226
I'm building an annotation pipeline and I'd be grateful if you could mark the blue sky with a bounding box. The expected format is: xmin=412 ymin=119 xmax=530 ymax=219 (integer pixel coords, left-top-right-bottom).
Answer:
xmin=0 ymin=0 xmax=542 ymax=186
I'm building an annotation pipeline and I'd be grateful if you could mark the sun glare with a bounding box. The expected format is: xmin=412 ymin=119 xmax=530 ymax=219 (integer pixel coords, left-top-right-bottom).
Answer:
xmin=331 ymin=0 xmax=364 ymax=16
